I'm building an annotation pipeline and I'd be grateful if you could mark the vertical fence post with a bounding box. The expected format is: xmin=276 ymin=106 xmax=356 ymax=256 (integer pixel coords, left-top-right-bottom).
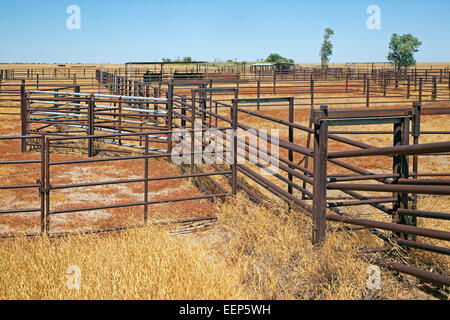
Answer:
xmin=153 ymin=87 xmax=159 ymax=123
xmin=209 ymin=80 xmax=213 ymax=127
xmin=414 ymin=69 xmax=417 ymax=90
xmin=88 ymin=94 xmax=95 ymax=157
xmin=392 ymin=113 xmax=413 ymax=240
xmin=345 ymin=73 xmax=349 ymax=93
xmin=432 ymin=76 xmax=437 ymax=101
xmin=118 ymin=97 xmax=123 ymax=146
xmin=302 ymin=80 xmax=315 ymax=200
xmin=412 ymin=102 xmax=421 ymax=211
xmin=363 ymin=74 xmax=367 ymax=94
xmin=231 ymin=97 xmax=238 ymax=196
xmin=167 ymin=82 xmax=174 ymax=154
xmin=257 ymin=80 xmax=261 ymax=111
xmin=20 ymin=80 xmax=28 ymax=152
xmin=191 ymin=90 xmax=196 ymax=175
xmin=448 ymin=76 xmax=450 ymax=99
xmin=419 ymin=78 xmax=423 ymax=103
xmin=144 ymin=134 xmax=149 ymax=223
xmin=273 ymin=73 xmax=276 ymax=95
xmin=74 ymin=85 xmax=80 ymax=113
xmin=312 ymin=106 xmax=328 ymax=245
xmin=288 ymin=97 xmax=294 ymax=195
xmin=366 ymin=77 xmax=370 ymax=107
xmin=407 ymin=75 xmax=411 ymax=99
xmin=181 ymin=97 xmax=187 ymax=128
xmin=395 ymin=72 xmax=399 ymax=89
xmin=200 ymin=85 xmax=207 ymax=128
xmin=40 ymin=135 xmax=46 ymax=234
xmin=45 ymin=136 xmax=50 ymax=235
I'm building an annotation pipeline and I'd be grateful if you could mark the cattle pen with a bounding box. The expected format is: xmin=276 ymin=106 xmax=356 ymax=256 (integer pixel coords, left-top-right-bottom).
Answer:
xmin=0 ymin=64 xmax=449 ymax=292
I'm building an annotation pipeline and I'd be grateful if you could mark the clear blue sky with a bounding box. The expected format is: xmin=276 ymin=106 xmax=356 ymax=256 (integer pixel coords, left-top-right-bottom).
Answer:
xmin=0 ymin=0 xmax=449 ymax=63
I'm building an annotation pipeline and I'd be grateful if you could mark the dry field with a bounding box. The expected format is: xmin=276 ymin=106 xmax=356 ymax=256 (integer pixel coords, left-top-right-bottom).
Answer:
xmin=0 ymin=64 xmax=449 ymax=300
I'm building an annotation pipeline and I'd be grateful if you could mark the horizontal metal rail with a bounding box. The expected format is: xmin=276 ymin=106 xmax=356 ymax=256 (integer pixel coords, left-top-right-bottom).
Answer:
xmin=328 ymin=141 xmax=450 ymax=159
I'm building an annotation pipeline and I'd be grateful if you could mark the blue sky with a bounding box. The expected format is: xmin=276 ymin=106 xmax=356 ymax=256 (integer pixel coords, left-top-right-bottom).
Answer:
xmin=0 ymin=0 xmax=449 ymax=63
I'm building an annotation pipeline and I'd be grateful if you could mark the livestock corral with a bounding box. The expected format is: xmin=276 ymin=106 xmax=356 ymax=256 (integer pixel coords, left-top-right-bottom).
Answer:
xmin=0 ymin=63 xmax=449 ymax=299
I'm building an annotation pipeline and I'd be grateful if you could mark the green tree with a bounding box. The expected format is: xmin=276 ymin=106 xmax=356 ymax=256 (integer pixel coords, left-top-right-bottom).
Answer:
xmin=183 ymin=57 xmax=192 ymax=63
xmin=320 ymin=28 xmax=334 ymax=68
xmin=387 ymin=33 xmax=422 ymax=70
xmin=162 ymin=58 xmax=171 ymax=63
xmin=265 ymin=53 xmax=294 ymax=64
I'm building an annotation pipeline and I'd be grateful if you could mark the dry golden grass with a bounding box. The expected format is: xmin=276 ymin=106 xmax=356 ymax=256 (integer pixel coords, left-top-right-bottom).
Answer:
xmin=0 ymin=193 xmax=438 ymax=300
xmin=0 ymin=225 xmax=246 ymax=300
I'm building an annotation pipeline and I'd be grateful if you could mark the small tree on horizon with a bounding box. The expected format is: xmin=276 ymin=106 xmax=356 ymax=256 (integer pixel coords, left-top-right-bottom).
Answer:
xmin=387 ymin=33 xmax=422 ymax=71
xmin=320 ymin=28 xmax=334 ymax=68
xmin=265 ymin=53 xmax=294 ymax=64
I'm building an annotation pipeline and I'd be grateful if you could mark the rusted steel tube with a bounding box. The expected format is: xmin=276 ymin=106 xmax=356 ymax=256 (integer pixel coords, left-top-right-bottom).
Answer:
xmin=0 ymin=135 xmax=43 ymax=140
xmin=49 ymin=155 xmax=145 ymax=166
xmin=50 ymin=202 xmax=145 ymax=215
xmin=398 ymin=209 xmax=450 ymax=221
xmin=337 ymin=189 xmax=393 ymax=215
xmin=328 ymin=130 xmax=392 ymax=135
xmin=396 ymin=239 xmax=450 ymax=256
xmin=237 ymin=107 xmax=375 ymax=149
xmin=238 ymin=164 xmax=312 ymax=213
xmin=328 ymin=173 xmax=399 ymax=183
xmin=327 ymin=197 xmax=397 ymax=208
xmin=237 ymin=122 xmax=313 ymax=157
xmin=0 ymin=160 xmax=42 ymax=165
xmin=51 ymin=178 xmax=146 ymax=190
xmin=397 ymin=178 xmax=450 ymax=186
xmin=0 ymin=208 xmax=41 ymax=215
xmin=368 ymin=256 xmax=450 ymax=286
xmin=46 ymin=129 xmax=226 ymax=141
xmin=327 ymin=214 xmax=450 ymax=241
xmin=328 ymin=159 xmax=391 ymax=184
xmin=328 ymin=141 xmax=450 ymax=159
xmin=194 ymin=165 xmax=229 ymax=195
xmin=327 ymin=183 xmax=450 ymax=195
xmin=412 ymin=173 xmax=450 ymax=177
xmin=147 ymin=193 xmax=228 ymax=205
xmin=237 ymin=107 xmax=313 ymax=133
xmin=0 ymin=184 xmax=40 ymax=190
